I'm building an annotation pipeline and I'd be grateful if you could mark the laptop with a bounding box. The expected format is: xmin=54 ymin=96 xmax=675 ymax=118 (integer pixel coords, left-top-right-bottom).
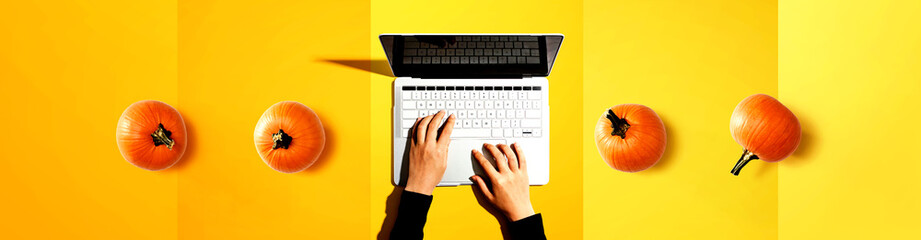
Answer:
xmin=381 ymin=34 xmax=563 ymax=186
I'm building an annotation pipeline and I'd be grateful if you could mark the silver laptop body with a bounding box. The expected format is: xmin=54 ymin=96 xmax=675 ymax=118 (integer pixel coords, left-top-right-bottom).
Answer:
xmin=381 ymin=33 xmax=563 ymax=186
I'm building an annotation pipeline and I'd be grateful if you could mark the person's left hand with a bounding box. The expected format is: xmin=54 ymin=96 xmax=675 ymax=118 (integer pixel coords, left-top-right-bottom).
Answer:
xmin=404 ymin=110 xmax=455 ymax=195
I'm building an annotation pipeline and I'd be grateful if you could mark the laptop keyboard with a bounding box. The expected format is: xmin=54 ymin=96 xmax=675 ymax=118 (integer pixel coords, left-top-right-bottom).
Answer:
xmin=400 ymin=85 xmax=543 ymax=138
xmin=402 ymin=36 xmax=542 ymax=65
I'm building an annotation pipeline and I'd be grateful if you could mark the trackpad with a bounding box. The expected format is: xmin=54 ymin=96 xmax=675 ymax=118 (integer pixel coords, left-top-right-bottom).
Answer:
xmin=442 ymin=139 xmax=506 ymax=185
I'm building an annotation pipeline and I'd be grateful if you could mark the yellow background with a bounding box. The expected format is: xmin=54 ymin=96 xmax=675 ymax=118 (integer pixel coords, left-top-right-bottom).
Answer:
xmin=2 ymin=0 xmax=920 ymax=239
xmin=778 ymin=0 xmax=921 ymax=239
xmin=583 ymin=0 xmax=779 ymax=239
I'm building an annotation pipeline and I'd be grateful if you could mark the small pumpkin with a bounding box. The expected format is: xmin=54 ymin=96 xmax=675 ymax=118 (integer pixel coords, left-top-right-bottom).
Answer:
xmin=729 ymin=94 xmax=801 ymax=175
xmin=254 ymin=101 xmax=325 ymax=173
xmin=115 ymin=100 xmax=187 ymax=171
xmin=594 ymin=104 xmax=667 ymax=172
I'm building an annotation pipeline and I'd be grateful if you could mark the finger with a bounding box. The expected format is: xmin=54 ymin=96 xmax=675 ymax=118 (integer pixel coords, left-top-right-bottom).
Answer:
xmin=472 ymin=149 xmax=499 ymax=178
xmin=426 ymin=110 xmax=445 ymax=143
xmin=470 ymin=175 xmax=494 ymax=201
xmin=513 ymin=143 xmax=527 ymax=172
xmin=416 ymin=114 xmax=433 ymax=143
xmin=500 ymin=143 xmax=519 ymax=171
xmin=486 ymin=144 xmax=510 ymax=173
xmin=410 ymin=117 xmax=422 ymax=144
xmin=438 ymin=114 xmax=455 ymax=146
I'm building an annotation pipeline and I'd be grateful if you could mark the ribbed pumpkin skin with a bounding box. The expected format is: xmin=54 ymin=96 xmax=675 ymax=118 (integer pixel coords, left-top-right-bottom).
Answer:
xmin=594 ymin=104 xmax=667 ymax=172
xmin=730 ymin=94 xmax=801 ymax=162
xmin=115 ymin=100 xmax=187 ymax=171
xmin=254 ymin=101 xmax=325 ymax=173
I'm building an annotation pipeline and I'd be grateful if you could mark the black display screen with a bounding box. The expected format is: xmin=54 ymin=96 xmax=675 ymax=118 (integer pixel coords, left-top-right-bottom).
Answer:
xmin=380 ymin=34 xmax=563 ymax=78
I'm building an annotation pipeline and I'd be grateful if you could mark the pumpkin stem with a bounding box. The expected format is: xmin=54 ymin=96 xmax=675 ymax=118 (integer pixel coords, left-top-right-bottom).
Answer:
xmin=151 ymin=123 xmax=175 ymax=150
xmin=272 ymin=129 xmax=293 ymax=150
xmin=605 ymin=109 xmax=631 ymax=139
xmin=730 ymin=149 xmax=759 ymax=176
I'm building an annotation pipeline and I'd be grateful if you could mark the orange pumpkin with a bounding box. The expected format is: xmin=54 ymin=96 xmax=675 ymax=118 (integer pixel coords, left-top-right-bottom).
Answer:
xmin=254 ymin=101 xmax=325 ymax=173
xmin=729 ymin=94 xmax=801 ymax=175
xmin=115 ymin=100 xmax=187 ymax=171
xmin=594 ymin=104 xmax=667 ymax=172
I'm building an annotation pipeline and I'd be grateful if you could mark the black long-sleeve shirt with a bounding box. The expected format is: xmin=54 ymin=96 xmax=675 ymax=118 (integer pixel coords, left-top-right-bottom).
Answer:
xmin=389 ymin=190 xmax=547 ymax=240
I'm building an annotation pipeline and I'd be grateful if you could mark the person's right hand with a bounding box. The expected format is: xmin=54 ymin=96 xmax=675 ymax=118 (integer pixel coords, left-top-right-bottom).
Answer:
xmin=470 ymin=143 xmax=536 ymax=221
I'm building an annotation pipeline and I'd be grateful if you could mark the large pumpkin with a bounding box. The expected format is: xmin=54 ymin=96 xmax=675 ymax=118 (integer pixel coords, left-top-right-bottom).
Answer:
xmin=729 ymin=94 xmax=801 ymax=175
xmin=116 ymin=100 xmax=187 ymax=171
xmin=594 ymin=104 xmax=667 ymax=172
xmin=254 ymin=101 xmax=326 ymax=173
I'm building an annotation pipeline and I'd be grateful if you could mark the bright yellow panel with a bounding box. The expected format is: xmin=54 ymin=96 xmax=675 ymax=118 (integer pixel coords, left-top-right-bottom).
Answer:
xmin=778 ymin=0 xmax=921 ymax=239
xmin=584 ymin=0 xmax=778 ymax=239
xmin=369 ymin=0 xmax=584 ymax=238
xmin=0 ymin=1 xmax=178 ymax=239
xmin=176 ymin=0 xmax=370 ymax=239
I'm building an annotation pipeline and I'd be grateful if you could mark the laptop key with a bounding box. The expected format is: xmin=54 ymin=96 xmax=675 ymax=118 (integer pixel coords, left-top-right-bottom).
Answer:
xmin=523 ymin=42 xmax=539 ymax=48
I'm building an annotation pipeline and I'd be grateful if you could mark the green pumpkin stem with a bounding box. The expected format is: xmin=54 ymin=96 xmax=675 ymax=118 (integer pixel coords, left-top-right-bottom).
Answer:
xmin=730 ymin=149 xmax=759 ymax=176
xmin=151 ymin=123 xmax=175 ymax=150
xmin=606 ymin=109 xmax=631 ymax=139
xmin=272 ymin=129 xmax=293 ymax=150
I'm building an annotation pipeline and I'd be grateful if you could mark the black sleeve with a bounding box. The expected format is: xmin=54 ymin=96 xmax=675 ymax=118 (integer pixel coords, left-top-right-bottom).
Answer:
xmin=509 ymin=213 xmax=547 ymax=240
xmin=389 ymin=190 xmax=433 ymax=240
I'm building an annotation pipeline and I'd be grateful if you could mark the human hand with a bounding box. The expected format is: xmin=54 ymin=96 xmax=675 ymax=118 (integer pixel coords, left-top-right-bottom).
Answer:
xmin=471 ymin=143 xmax=536 ymax=221
xmin=404 ymin=110 xmax=455 ymax=195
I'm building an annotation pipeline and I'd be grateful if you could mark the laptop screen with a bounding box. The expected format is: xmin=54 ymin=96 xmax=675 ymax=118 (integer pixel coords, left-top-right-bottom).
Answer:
xmin=380 ymin=34 xmax=563 ymax=78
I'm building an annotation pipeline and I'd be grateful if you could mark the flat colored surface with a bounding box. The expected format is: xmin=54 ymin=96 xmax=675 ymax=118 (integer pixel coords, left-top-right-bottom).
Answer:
xmin=1 ymin=0 xmax=371 ymax=239
xmin=778 ymin=0 xmax=921 ymax=238
xmin=176 ymin=0 xmax=370 ymax=239
xmin=0 ymin=1 xmax=179 ymax=239
xmin=583 ymin=0 xmax=779 ymax=239
xmin=2 ymin=0 xmax=920 ymax=239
